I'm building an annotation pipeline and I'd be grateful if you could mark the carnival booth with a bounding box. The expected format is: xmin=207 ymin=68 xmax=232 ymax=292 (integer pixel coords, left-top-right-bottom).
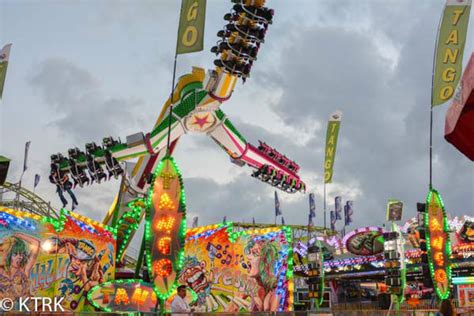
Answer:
xmin=84 ymin=222 xmax=295 ymax=313
xmin=0 ymin=207 xmax=116 ymax=312
xmin=170 ymin=223 xmax=294 ymax=312
xmin=304 ymin=214 xmax=474 ymax=309
xmin=2 ymin=200 xmax=472 ymax=313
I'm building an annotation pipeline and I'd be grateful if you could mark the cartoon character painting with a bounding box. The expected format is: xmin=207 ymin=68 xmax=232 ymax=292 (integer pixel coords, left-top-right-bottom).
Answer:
xmin=44 ymin=237 xmax=106 ymax=310
xmin=0 ymin=232 xmax=40 ymax=300
xmin=0 ymin=208 xmax=116 ymax=312
xmin=0 ymin=235 xmax=13 ymax=282
xmin=181 ymin=225 xmax=292 ymax=312
xmin=179 ymin=255 xmax=212 ymax=304
xmin=244 ymin=238 xmax=280 ymax=311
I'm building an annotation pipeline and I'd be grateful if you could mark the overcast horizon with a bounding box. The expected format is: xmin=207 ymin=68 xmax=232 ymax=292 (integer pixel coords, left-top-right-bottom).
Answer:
xmin=1 ymin=0 xmax=473 ymax=256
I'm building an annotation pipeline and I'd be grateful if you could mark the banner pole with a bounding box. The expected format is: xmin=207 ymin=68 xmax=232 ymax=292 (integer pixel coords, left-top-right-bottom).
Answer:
xmin=16 ymin=147 xmax=28 ymax=205
xmin=323 ymin=182 xmax=327 ymax=229
xmin=307 ymin=221 xmax=310 ymax=247
xmin=429 ymin=7 xmax=444 ymax=189
xmin=165 ymin=53 xmax=178 ymax=157
xmin=165 ymin=0 xmax=185 ymax=157
xmin=429 ymin=107 xmax=433 ymax=189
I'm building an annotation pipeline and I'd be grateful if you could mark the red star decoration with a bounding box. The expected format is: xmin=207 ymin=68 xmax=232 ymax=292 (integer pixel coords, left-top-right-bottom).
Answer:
xmin=192 ymin=114 xmax=210 ymax=129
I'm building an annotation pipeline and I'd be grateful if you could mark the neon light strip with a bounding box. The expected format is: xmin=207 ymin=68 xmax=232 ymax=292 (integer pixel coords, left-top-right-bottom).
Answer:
xmin=186 ymin=226 xmax=227 ymax=241
xmin=143 ymin=157 xmax=187 ymax=301
xmin=452 ymin=276 xmax=474 ymax=284
xmin=0 ymin=207 xmax=116 ymax=237
xmin=0 ymin=211 xmax=37 ymax=231
xmin=403 ymin=215 xmax=474 ymax=233
xmin=424 ymin=189 xmax=452 ymax=300
xmin=326 ymin=270 xmax=384 ymax=279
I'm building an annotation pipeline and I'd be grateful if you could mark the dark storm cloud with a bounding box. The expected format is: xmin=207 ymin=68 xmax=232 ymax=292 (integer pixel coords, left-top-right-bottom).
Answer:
xmin=186 ymin=0 xmax=472 ymax=230
xmin=247 ymin=2 xmax=473 ymax=226
xmin=7 ymin=0 xmax=470 ymax=238
xmin=181 ymin=117 xmax=334 ymax=228
xmin=29 ymin=58 xmax=147 ymax=144
xmin=184 ymin=174 xmax=315 ymax=227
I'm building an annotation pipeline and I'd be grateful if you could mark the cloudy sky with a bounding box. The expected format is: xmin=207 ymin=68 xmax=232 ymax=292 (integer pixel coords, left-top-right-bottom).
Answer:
xmin=1 ymin=0 xmax=473 ymax=256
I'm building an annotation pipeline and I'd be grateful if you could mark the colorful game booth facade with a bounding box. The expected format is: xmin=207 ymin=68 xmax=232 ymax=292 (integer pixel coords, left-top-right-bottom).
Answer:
xmin=291 ymin=209 xmax=474 ymax=308
xmin=0 ymin=207 xmax=116 ymax=312
xmin=170 ymin=223 xmax=294 ymax=313
xmin=82 ymin=222 xmax=295 ymax=313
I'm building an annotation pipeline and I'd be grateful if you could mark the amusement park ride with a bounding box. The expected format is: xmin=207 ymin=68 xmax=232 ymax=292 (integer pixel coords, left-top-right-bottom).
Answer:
xmin=48 ymin=0 xmax=305 ymax=264
xmin=2 ymin=0 xmax=474 ymax=314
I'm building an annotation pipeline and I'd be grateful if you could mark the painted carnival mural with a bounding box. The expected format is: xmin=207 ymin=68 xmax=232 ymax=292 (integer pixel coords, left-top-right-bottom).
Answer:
xmin=0 ymin=207 xmax=115 ymax=312
xmin=174 ymin=224 xmax=293 ymax=312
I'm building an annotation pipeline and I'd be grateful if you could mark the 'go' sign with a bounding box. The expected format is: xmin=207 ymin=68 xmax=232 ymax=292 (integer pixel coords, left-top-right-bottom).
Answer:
xmin=176 ymin=0 xmax=207 ymax=55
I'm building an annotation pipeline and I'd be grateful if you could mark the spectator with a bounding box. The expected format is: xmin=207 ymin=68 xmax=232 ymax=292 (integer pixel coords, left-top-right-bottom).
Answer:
xmin=439 ymin=299 xmax=457 ymax=316
xmin=171 ymin=285 xmax=192 ymax=314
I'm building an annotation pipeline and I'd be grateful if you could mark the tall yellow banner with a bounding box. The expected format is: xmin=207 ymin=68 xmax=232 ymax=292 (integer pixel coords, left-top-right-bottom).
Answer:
xmin=176 ymin=0 xmax=207 ymax=55
xmin=324 ymin=111 xmax=342 ymax=183
xmin=432 ymin=0 xmax=471 ymax=106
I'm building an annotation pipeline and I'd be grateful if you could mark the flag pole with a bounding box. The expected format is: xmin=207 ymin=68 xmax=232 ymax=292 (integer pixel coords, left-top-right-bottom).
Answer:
xmin=429 ymin=107 xmax=433 ymax=189
xmin=307 ymin=214 xmax=311 ymax=248
xmin=306 ymin=214 xmax=311 ymax=247
xmin=323 ymin=182 xmax=327 ymax=229
xmin=429 ymin=6 xmax=445 ymax=189
xmin=17 ymin=141 xmax=30 ymax=205
xmin=165 ymin=0 xmax=185 ymax=157
xmin=138 ymin=2 xmax=185 ymax=306
xmin=165 ymin=55 xmax=179 ymax=157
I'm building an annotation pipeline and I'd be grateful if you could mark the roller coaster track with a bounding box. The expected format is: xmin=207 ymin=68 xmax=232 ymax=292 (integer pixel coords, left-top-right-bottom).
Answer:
xmin=0 ymin=181 xmax=60 ymax=219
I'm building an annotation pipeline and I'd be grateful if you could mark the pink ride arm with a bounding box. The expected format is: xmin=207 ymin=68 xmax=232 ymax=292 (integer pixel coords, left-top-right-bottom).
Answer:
xmin=208 ymin=115 xmax=305 ymax=193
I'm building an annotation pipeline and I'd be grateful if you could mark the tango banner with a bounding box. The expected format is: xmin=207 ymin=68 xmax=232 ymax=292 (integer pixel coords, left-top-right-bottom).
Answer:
xmin=432 ymin=0 xmax=471 ymax=106
xmin=324 ymin=111 xmax=342 ymax=183
xmin=176 ymin=0 xmax=207 ymax=55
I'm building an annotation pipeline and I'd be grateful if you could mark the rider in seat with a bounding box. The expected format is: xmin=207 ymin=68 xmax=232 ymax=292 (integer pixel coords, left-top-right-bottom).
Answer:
xmin=49 ymin=164 xmax=79 ymax=210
